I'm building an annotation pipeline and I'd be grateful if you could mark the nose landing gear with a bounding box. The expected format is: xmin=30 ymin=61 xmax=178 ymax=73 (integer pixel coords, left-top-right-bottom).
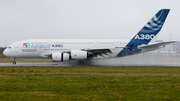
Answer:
xmin=12 ymin=58 xmax=16 ymax=65
xmin=13 ymin=61 xmax=16 ymax=65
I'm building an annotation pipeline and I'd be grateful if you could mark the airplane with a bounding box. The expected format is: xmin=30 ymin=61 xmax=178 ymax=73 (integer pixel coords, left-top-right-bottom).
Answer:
xmin=3 ymin=9 xmax=174 ymax=65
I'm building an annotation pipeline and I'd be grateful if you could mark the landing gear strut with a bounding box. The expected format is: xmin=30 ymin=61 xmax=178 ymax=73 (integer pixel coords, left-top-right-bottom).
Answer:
xmin=12 ymin=58 xmax=16 ymax=65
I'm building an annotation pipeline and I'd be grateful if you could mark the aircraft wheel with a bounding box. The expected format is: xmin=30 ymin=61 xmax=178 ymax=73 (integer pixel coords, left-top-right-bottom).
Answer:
xmin=13 ymin=61 xmax=16 ymax=65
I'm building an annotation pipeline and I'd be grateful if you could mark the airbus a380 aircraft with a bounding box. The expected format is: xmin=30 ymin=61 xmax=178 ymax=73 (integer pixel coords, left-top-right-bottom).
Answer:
xmin=3 ymin=9 xmax=174 ymax=65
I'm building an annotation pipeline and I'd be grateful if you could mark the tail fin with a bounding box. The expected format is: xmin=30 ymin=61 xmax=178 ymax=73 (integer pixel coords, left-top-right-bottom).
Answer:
xmin=117 ymin=9 xmax=170 ymax=57
xmin=133 ymin=9 xmax=170 ymax=44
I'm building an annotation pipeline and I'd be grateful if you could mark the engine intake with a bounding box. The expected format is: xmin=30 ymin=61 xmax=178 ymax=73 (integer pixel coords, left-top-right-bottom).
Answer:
xmin=52 ymin=53 xmax=69 ymax=62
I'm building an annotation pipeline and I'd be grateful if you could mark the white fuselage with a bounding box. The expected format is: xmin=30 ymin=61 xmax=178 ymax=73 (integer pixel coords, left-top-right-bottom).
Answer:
xmin=3 ymin=39 xmax=129 ymax=59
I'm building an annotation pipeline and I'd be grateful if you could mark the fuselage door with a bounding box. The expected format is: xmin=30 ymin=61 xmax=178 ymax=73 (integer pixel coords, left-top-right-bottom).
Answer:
xmin=15 ymin=47 xmax=18 ymax=53
xmin=38 ymin=48 xmax=42 ymax=53
xmin=94 ymin=41 xmax=98 ymax=47
xmin=115 ymin=41 xmax=119 ymax=46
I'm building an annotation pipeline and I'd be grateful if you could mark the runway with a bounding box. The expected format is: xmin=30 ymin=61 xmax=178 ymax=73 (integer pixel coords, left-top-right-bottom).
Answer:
xmin=0 ymin=62 xmax=59 ymax=66
xmin=1 ymin=53 xmax=180 ymax=66
xmin=1 ymin=62 xmax=180 ymax=66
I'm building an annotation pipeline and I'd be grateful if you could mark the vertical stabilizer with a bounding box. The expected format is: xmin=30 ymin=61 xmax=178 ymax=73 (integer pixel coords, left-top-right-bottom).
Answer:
xmin=117 ymin=9 xmax=170 ymax=57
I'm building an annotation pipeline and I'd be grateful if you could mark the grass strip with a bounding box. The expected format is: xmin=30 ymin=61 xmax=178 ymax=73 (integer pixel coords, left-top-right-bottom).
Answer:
xmin=0 ymin=66 xmax=180 ymax=101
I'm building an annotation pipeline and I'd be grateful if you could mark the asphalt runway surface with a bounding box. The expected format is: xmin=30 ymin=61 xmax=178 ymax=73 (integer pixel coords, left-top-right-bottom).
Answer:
xmin=1 ymin=62 xmax=180 ymax=66
xmin=1 ymin=53 xmax=180 ymax=66
xmin=0 ymin=62 xmax=59 ymax=66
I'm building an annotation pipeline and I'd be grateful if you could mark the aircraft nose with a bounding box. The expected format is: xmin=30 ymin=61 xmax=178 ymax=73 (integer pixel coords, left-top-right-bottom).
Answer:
xmin=3 ymin=49 xmax=8 ymax=57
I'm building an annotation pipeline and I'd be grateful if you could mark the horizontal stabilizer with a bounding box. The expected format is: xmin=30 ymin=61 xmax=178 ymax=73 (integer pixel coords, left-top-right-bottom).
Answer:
xmin=138 ymin=41 xmax=175 ymax=52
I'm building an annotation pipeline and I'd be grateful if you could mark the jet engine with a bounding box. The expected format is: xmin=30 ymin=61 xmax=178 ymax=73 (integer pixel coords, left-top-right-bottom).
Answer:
xmin=52 ymin=53 xmax=69 ymax=62
xmin=71 ymin=50 xmax=88 ymax=60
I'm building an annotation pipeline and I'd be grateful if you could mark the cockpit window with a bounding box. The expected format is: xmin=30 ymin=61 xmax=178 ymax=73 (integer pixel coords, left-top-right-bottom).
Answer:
xmin=8 ymin=47 xmax=11 ymax=49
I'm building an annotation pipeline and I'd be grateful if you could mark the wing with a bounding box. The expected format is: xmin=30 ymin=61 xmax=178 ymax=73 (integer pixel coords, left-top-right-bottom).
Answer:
xmin=85 ymin=47 xmax=113 ymax=58
xmin=43 ymin=47 xmax=119 ymax=59
xmin=138 ymin=41 xmax=175 ymax=52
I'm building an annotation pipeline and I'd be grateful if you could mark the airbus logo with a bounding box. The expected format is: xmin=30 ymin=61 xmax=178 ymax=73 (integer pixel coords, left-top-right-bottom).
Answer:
xmin=134 ymin=34 xmax=155 ymax=40
xmin=23 ymin=43 xmax=30 ymax=48
xmin=23 ymin=43 xmax=51 ymax=49
xmin=31 ymin=44 xmax=51 ymax=49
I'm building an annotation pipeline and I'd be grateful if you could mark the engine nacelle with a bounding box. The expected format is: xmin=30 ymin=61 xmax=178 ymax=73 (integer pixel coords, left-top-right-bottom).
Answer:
xmin=52 ymin=53 xmax=69 ymax=62
xmin=71 ymin=50 xmax=87 ymax=60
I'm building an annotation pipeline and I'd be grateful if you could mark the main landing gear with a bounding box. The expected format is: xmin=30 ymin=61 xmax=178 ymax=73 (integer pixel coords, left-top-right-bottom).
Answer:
xmin=77 ymin=60 xmax=85 ymax=65
xmin=12 ymin=58 xmax=16 ymax=65
xmin=77 ymin=60 xmax=94 ymax=65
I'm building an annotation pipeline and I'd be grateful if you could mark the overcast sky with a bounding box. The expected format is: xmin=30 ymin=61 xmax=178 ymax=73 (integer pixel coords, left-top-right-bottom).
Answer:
xmin=0 ymin=0 xmax=180 ymax=46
